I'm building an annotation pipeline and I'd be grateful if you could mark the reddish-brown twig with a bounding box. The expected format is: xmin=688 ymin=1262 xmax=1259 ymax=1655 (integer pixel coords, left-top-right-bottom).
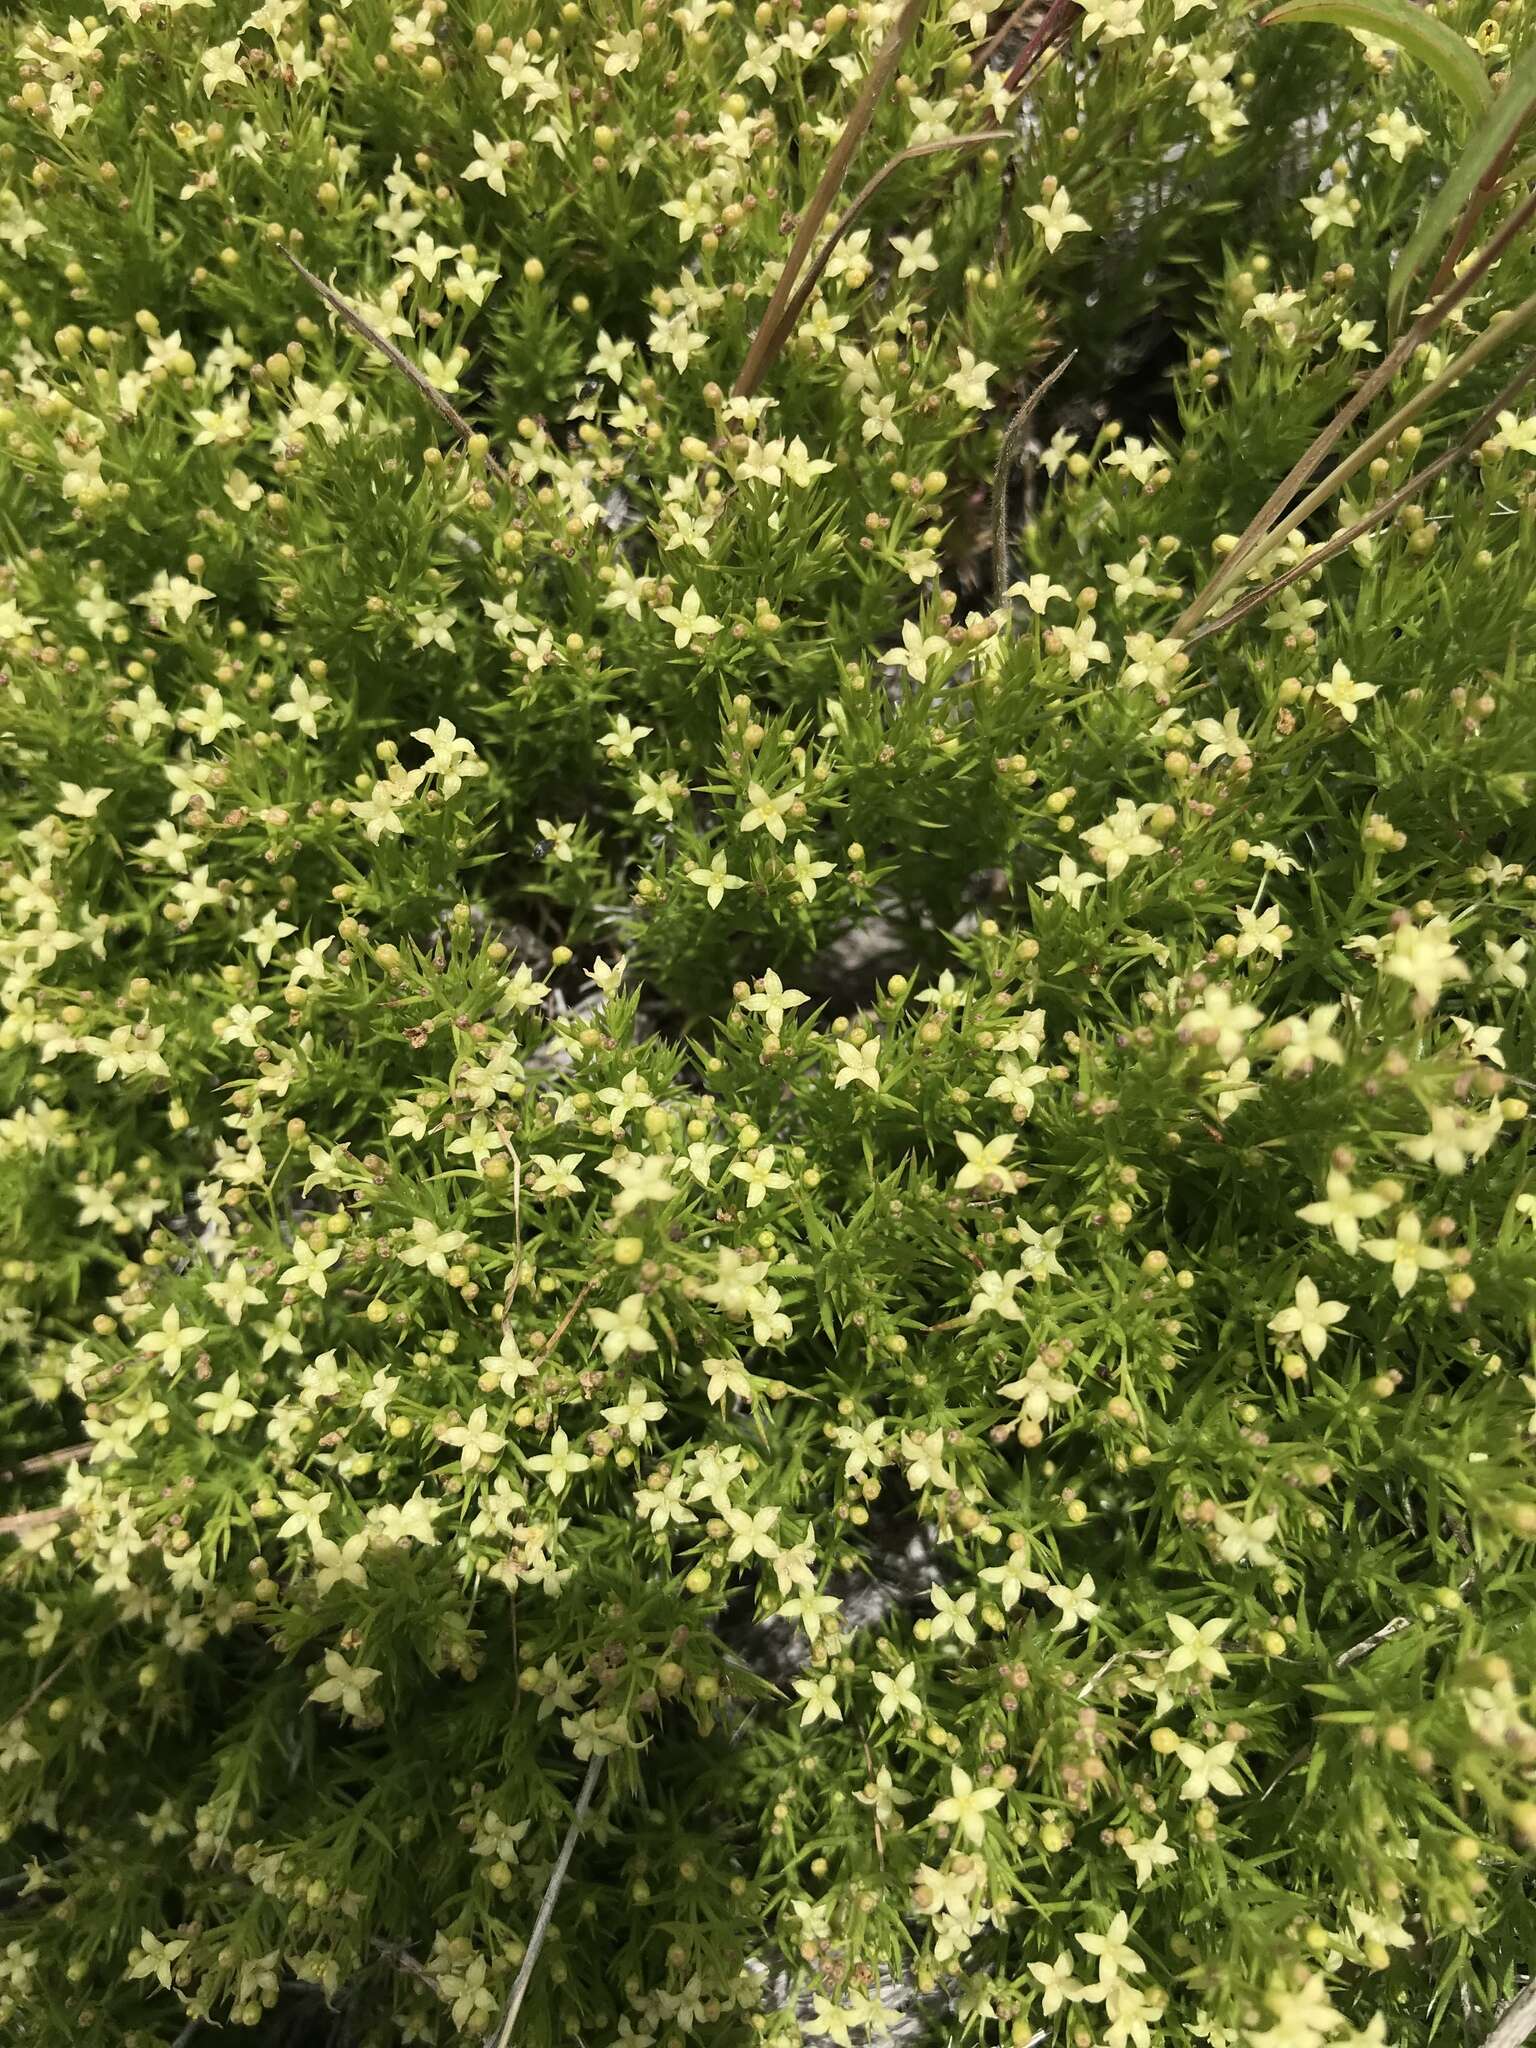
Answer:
xmin=1006 ymin=0 xmax=1077 ymax=88
xmin=1185 ymin=354 xmax=1536 ymax=645
xmin=760 ymin=130 xmax=1011 ymax=389
xmin=1176 ymin=182 xmax=1536 ymax=634
xmin=734 ymin=0 xmax=926 ymax=398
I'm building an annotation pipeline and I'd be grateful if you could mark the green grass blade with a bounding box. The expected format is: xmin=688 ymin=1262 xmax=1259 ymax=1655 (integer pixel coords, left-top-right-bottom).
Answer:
xmin=1264 ymin=0 xmax=1493 ymax=119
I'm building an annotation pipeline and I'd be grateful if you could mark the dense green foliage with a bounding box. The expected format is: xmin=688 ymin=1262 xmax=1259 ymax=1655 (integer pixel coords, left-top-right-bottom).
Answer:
xmin=2 ymin=1 xmax=1535 ymax=2045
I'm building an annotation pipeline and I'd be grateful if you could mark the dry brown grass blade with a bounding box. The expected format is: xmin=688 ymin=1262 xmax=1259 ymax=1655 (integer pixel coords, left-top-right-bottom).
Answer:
xmin=1185 ymin=352 xmax=1536 ymax=645
xmin=278 ymin=245 xmax=511 ymax=486
xmin=1005 ymin=0 xmax=1077 ymax=86
xmin=1175 ymin=181 xmax=1536 ymax=634
xmin=1192 ymin=284 xmax=1536 ymax=609
xmin=973 ymin=0 xmax=1034 ymax=70
xmin=992 ymin=349 xmax=1077 ymax=608
xmin=734 ymin=0 xmax=926 ymax=399
xmin=1423 ymin=133 xmax=1525 ymax=306
xmin=758 ymin=129 xmax=1011 ymax=386
xmin=540 ymin=1277 xmax=596 ymax=1360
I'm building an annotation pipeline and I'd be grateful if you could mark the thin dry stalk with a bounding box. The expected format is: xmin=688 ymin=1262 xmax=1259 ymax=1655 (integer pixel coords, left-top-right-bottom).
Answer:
xmin=1194 ymin=285 xmax=1536 ymax=610
xmin=1076 ymin=1652 xmax=1120 ymax=1699
xmin=1483 ymin=1979 xmax=1536 ymax=2048
xmin=0 ymin=1505 xmax=76 ymax=1539
xmin=1005 ymin=0 xmax=1077 ymax=87
xmin=973 ymin=0 xmax=1034 ymax=70
xmin=760 ymin=131 xmax=1010 ymax=382
xmin=541 ymin=1277 xmax=596 ymax=1361
xmin=725 ymin=0 xmax=1068 ymax=395
xmin=278 ymin=246 xmax=511 ymax=486
xmin=1187 ymin=354 xmax=1536 ymax=645
xmin=1424 ymin=137 xmax=1524 ymax=305
xmin=0 ymin=1443 xmax=87 ymax=1481
xmin=734 ymin=0 xmax=925 ymax=398
xmin=10 ymin=1645 xmax=81 ymax=1724
xmin=991 ymin=348 xmax=1077 ymax=607
xmin=1176 ymin=182 xmax=1536 ymax=634
xmin=1335 ymin=1614 xmax=1410 ymax=1670
xmin=489 ymin=1753 xmax=605 ymax=2048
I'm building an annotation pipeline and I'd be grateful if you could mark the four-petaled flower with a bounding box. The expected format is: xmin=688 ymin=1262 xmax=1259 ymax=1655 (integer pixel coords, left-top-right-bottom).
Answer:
xmin=1174 ymin=1737 xmax=1242 ymax=1801
xmin=929 ymin=1764 xmax=1004 ymax=1845
xmin=525 ymin=1427 xmax=592 ymax=1496
xmin=1267 ymin=1276 xmax=1348 ymax=1359
xmin=657 ymin=585 xmax=721 ymax=648
xmin=1025 ymin=184 xmax=1091 ymax=252
xmin=1165 ymin=1613 xmax=1233 ymax=1682
xmin=954 ymin=1130 xmax=1016 ymax=1191
xmin=1362 ymin=1210 xmax=1450 ymax=1295
xmin=308 ymin=1649 xmax=382 ymax=1721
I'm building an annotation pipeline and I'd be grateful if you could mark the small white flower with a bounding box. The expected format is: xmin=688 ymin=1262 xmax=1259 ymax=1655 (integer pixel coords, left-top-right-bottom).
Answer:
xmin=1025 ymin=185 xmax=1090 ymax=254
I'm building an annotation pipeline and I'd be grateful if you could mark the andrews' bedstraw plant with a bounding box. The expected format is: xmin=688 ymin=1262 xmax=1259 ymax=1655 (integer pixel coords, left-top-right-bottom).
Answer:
xmin=1 ymin=0 xmax=1535 ymax=2044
